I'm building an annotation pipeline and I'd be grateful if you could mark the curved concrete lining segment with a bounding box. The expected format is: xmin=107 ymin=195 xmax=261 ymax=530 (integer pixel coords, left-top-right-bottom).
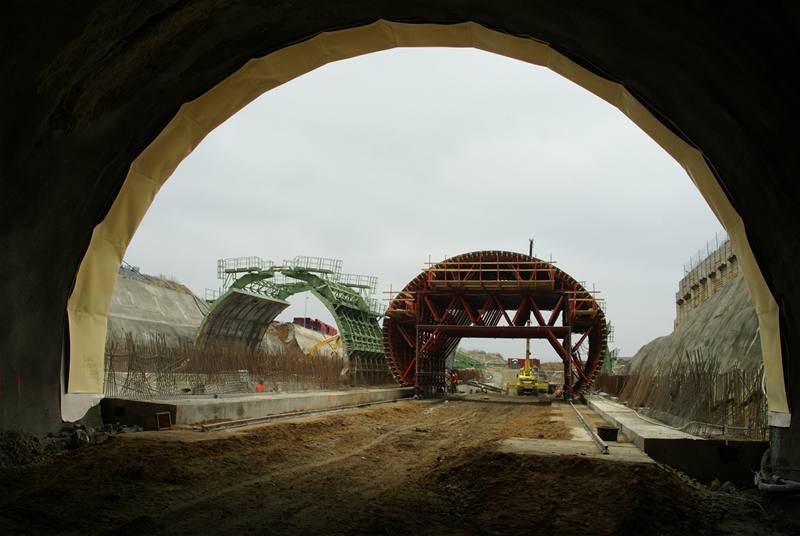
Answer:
xmin=64 ymin=21 xmax=788 ymax=426
xmin=196 ymin=290 xmax=289 ymax=348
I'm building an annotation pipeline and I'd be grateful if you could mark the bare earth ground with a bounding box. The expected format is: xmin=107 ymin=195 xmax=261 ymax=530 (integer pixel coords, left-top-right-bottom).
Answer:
xmin=1 ymin=400 xmax=798 ymax=535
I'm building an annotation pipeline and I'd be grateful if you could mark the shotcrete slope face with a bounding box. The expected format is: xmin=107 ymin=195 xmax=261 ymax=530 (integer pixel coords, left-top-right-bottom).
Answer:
xmin=106 ymin=269 xmax=209 ymax=347
xmin=105 ymin=269 xmax=335 ymax=355
xmin=3 ymin=4 xmax=800 ymax=479
xmin=632 ymin=274 xmax=761 ymax=373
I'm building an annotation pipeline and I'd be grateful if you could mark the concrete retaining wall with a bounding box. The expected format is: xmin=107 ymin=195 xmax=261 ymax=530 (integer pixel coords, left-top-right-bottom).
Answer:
xmin=675 ymin=239 xmax=738 ymax=328
xmin=588 ymin=396 xmax=767 ymax=485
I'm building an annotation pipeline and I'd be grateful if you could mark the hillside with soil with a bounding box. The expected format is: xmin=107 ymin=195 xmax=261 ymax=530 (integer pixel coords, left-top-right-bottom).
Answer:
xmin=631 ymin=273 xmax=760 ymax=371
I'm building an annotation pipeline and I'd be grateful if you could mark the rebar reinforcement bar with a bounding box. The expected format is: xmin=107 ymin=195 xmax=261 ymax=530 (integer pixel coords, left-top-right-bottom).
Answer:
xmin=465 ymin=380 xmax=506 ymax=393
xmin=569 ymin=401 xmax=609 ymax=455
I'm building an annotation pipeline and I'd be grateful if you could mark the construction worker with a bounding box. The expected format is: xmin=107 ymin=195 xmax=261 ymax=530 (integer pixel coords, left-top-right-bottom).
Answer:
xmin=448 ymin=369 xmax=459 ymax=393
xmin=255 ymin=380 xmax=266 ymax=393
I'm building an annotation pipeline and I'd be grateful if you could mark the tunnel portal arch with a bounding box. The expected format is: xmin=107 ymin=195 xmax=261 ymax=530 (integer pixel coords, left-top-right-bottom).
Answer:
xmin=64 ymin=21 xmax=786 ymax=429
xmin=1 ymin=7 xmax=787 ymax=477
xmin=384 ymin=250 xmax=608 ymax=396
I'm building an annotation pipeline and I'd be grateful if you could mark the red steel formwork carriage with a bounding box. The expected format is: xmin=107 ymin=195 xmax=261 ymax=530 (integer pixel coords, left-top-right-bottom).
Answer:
xmin=383 ymin=251 xmax=608 ymax=397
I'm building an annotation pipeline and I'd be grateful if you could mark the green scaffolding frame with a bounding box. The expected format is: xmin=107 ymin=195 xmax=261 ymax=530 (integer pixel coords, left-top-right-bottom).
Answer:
xmin=200 ymin=258 xmax=391 ymax=384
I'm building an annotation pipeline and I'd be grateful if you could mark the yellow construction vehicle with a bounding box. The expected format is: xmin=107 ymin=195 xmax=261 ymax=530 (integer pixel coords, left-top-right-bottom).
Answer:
xmin=307 ymin=334 xmax=342 ymax=358
xmin=507 ymin=322 xmax=550 ymax=395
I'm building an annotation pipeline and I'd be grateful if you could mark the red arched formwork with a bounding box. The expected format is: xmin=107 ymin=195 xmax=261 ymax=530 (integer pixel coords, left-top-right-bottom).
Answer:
xmin=383 ymin=251 xmax=608 ymax=396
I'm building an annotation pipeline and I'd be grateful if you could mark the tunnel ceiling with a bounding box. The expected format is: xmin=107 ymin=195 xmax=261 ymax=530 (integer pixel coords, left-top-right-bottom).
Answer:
xmin=3 ymin=2 xmax=800 ymax=440
xmin=5 ymin=3 xmax=799 ymax=321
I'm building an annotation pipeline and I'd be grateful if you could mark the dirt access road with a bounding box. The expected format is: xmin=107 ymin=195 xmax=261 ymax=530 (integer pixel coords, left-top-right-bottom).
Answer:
xmin=0 ymin=399 xmax=795 ymax=535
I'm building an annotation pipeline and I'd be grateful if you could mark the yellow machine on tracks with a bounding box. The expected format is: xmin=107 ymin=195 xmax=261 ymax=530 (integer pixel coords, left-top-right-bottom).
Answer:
xmin=507 ymin=322 xmax=550 ymax=395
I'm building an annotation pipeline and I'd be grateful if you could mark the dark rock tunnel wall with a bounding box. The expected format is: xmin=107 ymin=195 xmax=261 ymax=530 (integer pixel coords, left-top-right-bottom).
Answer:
xmin=2 ymin=2 xmax=800 ymax=477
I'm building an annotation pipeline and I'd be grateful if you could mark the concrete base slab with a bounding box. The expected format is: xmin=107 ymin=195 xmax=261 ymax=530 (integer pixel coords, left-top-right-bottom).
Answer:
xmin=587 ymin=396 xmax=696 ymax=450
xmin=102 ymin=387 xmax=413 ymax=426
xmin=587 ymin=395 xmax=768 ymax=485
xmin=497 ymin=438 xmax=654 ymax=463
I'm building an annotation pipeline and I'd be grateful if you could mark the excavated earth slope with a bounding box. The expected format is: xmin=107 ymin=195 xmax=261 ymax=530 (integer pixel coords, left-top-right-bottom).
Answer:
xmin=107 ymin=267 xmax=209 ymax=347
xmin=632 ymin=274 xmax=760 ymax=371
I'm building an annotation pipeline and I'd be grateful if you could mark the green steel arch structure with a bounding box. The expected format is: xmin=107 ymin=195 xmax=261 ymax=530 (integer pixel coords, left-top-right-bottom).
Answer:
xmin=197 ymin=256 xmax=391 ymax=383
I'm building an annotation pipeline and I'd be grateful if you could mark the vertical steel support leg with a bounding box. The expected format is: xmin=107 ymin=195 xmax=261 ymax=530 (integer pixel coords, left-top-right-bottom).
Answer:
xmin=561 ymin=292 xmax=573 ymax=398
xmin=414 ymin=325 xmax=421 ymax=397
xmin=563 ymin=358 xmax=573 ymax=399
xmin=563 ymin=331 xmax=572 ymax=398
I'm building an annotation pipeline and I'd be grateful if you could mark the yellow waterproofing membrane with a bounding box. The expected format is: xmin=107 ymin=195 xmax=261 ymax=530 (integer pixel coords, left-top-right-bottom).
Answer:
xmin=66 ymin=20 xmax=791 ymax=426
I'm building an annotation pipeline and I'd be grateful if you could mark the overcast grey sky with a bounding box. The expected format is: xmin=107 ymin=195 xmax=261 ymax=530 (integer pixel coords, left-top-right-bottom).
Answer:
xmin=126 ymin=48 xmax=723 ymax=360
